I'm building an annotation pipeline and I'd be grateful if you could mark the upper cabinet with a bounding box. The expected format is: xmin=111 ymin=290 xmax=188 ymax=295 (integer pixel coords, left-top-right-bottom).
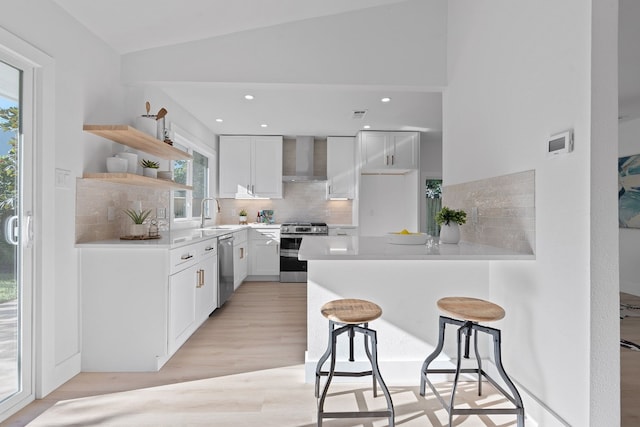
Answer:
xmin=359 ymin=131 xmax=419 ymax=173
xmin=326 ymin=136 xmax=355 ymax=199
xmin=219 ymin=135 xmax=283 ymax=199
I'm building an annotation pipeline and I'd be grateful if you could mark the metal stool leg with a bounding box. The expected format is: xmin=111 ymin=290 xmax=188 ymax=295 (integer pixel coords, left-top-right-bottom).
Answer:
xmin=317 ymin=326 xmax=339 ymax=427
xmin=490 ymin=327 xmax=525 ymax=427
xmin=420 ymin=315 xmax=447 ymax=396
xmin=473 ymin=322 xmax=483 ymax=396
xmin=363 ymin=322 xmax=377 ymax=397
xmin=315 ymin=320 xmax=335 ymax=398
xmin=361 ymin=326 xmax=394 ymax=426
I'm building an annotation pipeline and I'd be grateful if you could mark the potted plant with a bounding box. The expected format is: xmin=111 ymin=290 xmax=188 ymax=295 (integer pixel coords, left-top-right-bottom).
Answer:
xmin=124 ymin=208 xmax=151 ymax=236
xmin=435 ymin=206 xmax=467 ymax=244
xmin=239 ymin=209 xmax=248 ymax=225
xmin=140 ymin=159 xmax=160 ymax=178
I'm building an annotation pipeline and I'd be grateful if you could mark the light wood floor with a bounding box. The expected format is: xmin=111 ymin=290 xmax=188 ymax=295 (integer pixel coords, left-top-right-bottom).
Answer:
xmin=7 ymin=283 xmax=634 ymax=426
xmin=621 ymin=292 xmax=640 ymax=427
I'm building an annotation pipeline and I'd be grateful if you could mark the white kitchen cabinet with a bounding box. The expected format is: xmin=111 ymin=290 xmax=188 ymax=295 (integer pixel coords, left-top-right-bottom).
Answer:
xmin=219 ymin=135 xmax=283 ymax=198
xmin=169 ymin=263 xmax=198 ymax=355
xmin=80 ymin=236 xmax=219 ymax=372
xmin=196 ymin=240 xmax=218 ymax=322
xmin=233 ymin=229 xmax=248 ymax=289
xmin=327 ymin=136 xmax=355 ymax=199
xmin=248 ymin=228 xmax=280 ymax=280
xmin=359 ymin=131 xmax=419 ymax=172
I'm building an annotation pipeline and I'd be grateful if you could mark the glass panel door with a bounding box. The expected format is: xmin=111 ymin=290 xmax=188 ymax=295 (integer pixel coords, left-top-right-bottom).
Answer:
xmin=0 ymin=55 xmax=33 ymax=418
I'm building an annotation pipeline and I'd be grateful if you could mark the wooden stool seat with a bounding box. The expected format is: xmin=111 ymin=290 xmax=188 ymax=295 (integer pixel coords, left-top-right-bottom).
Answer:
xmin=437 ymin=296 xmax=505 ymax=323
xmin=321 ymin=298 xmax=382 ymax=324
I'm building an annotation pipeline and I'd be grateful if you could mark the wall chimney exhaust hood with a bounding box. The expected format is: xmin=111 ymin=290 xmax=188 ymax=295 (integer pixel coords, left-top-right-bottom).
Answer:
xmin=282 ymin=136 xmax=327 ymax=182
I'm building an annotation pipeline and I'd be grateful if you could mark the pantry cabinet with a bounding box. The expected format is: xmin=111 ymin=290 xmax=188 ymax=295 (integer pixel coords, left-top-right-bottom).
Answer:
xmin=359 ymin=131 xmax=419 ymax=172
xmin=219 ymin=135 xmax=283 ymax=198
xmin=327 ymin=137 xmax=355 ymax=199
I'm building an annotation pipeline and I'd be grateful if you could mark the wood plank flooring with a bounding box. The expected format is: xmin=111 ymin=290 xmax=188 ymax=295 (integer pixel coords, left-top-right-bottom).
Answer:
xmin=3 ymin=283 xmax=635 ymax=426
xmin=620 ymin=292 xmax=640 ymax=427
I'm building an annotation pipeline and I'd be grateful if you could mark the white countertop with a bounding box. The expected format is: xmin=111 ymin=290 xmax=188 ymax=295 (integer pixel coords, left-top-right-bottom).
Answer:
xmin=298 ymin=235 xmax=535 ymax=261
xmin=75 ymin=223 xmax=280 ymax=249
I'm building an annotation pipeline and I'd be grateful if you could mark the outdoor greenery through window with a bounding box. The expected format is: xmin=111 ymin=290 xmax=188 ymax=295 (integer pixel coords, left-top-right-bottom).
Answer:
xmin=425 ymin=179 xmax=442 ymax=236
xmin=172 ymin=138 xmax=212 ymax=220
xmin=0 ymin=99 xmax=17 ymax=304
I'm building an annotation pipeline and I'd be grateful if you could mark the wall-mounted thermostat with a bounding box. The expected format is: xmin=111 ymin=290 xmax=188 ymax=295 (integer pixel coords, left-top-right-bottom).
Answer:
xmin=547 ymin=130 xmax=574 ymax=157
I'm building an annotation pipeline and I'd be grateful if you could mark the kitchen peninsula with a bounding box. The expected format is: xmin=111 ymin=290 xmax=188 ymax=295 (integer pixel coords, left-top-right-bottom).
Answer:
xmin=298 ymin=235 xmax=534 ymax=384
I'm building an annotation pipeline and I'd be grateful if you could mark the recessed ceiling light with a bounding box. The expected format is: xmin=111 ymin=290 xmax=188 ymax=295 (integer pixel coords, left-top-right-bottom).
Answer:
xmin=381 ymin=97 xmax=391 ymax=103
xmin=245 ymin=95 xmax=254 ymax=100
xmin=215 ymin=118 xmax=223 ymax=122
xmin=363 ymin=125 xmax=371 ymax=129
xmin=261 ymin=123 xmax=268 ymax=128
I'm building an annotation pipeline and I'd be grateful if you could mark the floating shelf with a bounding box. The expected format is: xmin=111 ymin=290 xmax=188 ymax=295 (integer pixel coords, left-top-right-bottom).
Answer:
xmin=82 ymin=173 xmax=193 ymax=191
xmin=83 ymin=125 xmax=192 ymax=160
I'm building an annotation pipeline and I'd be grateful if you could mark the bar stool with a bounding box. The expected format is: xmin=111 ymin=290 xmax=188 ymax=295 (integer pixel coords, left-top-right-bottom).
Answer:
xmin=420 ymin=296 xmax=525 ymax=427
xmin=315 ymin=298 xmax=394 ymax=427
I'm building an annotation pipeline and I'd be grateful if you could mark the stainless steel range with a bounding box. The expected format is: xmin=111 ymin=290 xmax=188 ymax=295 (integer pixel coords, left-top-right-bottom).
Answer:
xmin=280 ymin=222 xmax=328 ymax=282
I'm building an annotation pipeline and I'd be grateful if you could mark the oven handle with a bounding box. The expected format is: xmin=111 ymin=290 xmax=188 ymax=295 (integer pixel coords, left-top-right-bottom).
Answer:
xmin=280 ymin=248 xmax=300 ymax=258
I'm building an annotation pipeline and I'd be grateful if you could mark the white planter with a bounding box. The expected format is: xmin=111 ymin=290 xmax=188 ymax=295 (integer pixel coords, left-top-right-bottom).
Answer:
xmin=439 ymin=223 xmax=460 ymax=244
xmin=130 ymin=223 xmax=147 ymax=237
xmin=239 ymin=215 xmax=247 ymax=224
xmin=143 ymin=168 xmax=158 ymax=178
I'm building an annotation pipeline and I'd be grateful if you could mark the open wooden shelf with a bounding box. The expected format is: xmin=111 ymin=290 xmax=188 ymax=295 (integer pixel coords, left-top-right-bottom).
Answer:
xmin=83 ymin=124 xmax=193 ymax=160
xmin=82 ymin=173 xmax=193 ymax=191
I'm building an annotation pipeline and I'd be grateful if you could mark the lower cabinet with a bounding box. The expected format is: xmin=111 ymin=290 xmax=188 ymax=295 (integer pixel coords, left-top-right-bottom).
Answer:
xmin=233 ymin=229 xmax=248 ymax=289
xmin=80 ymin=237 xmax=218 ymax=372
xmin=248 ymin=228 xmax=280 ymax=280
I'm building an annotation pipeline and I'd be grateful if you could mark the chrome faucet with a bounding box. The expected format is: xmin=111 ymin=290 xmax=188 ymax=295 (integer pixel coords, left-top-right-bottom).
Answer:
xmin=200 ymin=198 xmax=220 ymax=228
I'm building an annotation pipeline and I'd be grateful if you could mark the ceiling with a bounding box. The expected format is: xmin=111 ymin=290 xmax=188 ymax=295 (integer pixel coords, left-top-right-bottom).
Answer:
xmin=53 ymin=0 xmax=637 ymax=136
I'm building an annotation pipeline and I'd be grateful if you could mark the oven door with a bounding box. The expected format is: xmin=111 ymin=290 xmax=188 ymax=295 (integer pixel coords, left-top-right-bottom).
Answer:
xmin=280 ymin=235 xmax=306 ymax=282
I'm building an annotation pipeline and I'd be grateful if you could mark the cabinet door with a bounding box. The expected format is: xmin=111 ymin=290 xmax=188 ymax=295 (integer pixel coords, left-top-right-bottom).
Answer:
xmin=251 ymin=239 xmax=280 ymax=276
xmin=233 ymin=242 xmax=248 ymax=289
xmin=252 ymin=136 xmax=283 ymax=198
xmin=360 ymin=132 xmax=389 ymax=170
xmin=327 ymin=137 xmax=355 ymax=199
xmin=389 ymin=132 xmax=419 ymax=170
xmin=169 ymin=264 xmax=198 ymax=354
xmin=219 ymin=136 xmax=252 ymax=198
xmin=196 ymin=250 xmax=217 ymax=323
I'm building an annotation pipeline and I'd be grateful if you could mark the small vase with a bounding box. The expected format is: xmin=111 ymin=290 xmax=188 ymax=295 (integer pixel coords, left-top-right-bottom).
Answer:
xmin=439 ymin=223 xmax=460 ymax=244
xmin=143 ymin=168 xmax=158 ymax=178
xmin=239 ymin=215 xmax=247 ymax=225
xmin=130 ymin=223 xmax=146 ymax=237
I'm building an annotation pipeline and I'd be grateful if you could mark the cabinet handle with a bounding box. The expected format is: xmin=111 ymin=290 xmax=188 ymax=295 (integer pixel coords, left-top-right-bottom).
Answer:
xmin=391 ymin=154 xmax=394 ymax=165
xmin=200 ymin=269 xmax=205 ymax=287
xmin=181 ymin=254 xmax=193 ymax=260
xmin=385 ymin=155 xmax=389 ymax=165
xmin=205 ymin=246 xmax=214 ymax=252
xmin=247 ymin=183 xmax=251 ymax=194
xmin=240 ymin=247 xmax=245 ymax=259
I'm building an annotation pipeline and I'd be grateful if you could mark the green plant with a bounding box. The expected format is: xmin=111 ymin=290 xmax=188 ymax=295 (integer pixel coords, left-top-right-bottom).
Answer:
xmin=140 ymin=159 xmax=159 ymax=169
xmin=435 ymin=206 xmax=467 ymax=226
xmin=239 ymin=209 xmax=248 ymax=216
xmin=123 ymin=208 xmax=152 ymax=224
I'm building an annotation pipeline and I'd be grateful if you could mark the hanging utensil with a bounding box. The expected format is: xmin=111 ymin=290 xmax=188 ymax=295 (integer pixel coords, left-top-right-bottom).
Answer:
xmin=156 ymin=108 xmax=167 ymax=121
xmin=145 ymin=101 xmax=151 ymax=116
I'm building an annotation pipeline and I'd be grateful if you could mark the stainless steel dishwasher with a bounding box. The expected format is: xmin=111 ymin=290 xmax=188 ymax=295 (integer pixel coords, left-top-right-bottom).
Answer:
xmin=217 ymin=234 xmax=235 ymax=308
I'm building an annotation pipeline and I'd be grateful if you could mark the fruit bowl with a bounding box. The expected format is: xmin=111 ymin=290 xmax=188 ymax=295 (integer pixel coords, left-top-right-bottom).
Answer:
xmin=387 ymin=230 xmax=429 ymax=245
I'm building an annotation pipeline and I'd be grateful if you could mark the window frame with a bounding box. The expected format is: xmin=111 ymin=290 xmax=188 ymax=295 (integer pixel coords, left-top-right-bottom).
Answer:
xmin=170 ymin=124 xmax=217 ymax=223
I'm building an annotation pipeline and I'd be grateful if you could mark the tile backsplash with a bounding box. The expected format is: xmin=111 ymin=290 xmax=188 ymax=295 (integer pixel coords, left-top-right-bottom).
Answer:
xmin=76 ymin=179 xmax=170 ymax=243
xmin=217 ymin=181 xmax=352 ymax=225
xmin=442 ymin=170 xmax=535 ymax=253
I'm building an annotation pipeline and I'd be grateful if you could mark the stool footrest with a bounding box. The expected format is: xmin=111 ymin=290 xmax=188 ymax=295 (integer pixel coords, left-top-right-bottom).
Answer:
xmin=317 ymin=370 xmax=373 ymax=378
xmin=320 ymin=410 xmax=393 ymax=419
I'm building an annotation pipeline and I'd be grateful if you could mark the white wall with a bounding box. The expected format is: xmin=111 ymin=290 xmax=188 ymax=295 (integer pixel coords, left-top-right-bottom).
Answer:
xmin=120 ymin=0 xmax=446 ymax=88
xmin=619 ymin=117 xmax=640 ymax=295
xmin=0 ymin=0 xmax=126 ymax=398
xmin=445 ymin=1 xmax=618 ymax=426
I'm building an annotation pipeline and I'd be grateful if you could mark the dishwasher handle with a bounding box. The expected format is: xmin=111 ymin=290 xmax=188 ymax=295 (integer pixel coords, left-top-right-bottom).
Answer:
xmin=219 ymin=234 xmax=235 ymax=244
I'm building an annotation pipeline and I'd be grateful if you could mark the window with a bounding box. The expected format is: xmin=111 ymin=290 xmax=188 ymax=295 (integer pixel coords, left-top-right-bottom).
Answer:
xmin=171 ymin=126 xmax=216 ymax=221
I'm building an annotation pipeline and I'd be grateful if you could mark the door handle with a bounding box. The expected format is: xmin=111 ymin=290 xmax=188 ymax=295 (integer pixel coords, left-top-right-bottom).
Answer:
xmin=4 ymin=215 xmax=18 ymax=246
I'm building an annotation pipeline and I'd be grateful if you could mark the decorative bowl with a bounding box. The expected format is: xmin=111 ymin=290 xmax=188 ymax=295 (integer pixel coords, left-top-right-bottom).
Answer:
xmin=157 ymin=170 xmax=173 ymax=181
xmin=387 ymin=231 xmax=429 ymax=245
